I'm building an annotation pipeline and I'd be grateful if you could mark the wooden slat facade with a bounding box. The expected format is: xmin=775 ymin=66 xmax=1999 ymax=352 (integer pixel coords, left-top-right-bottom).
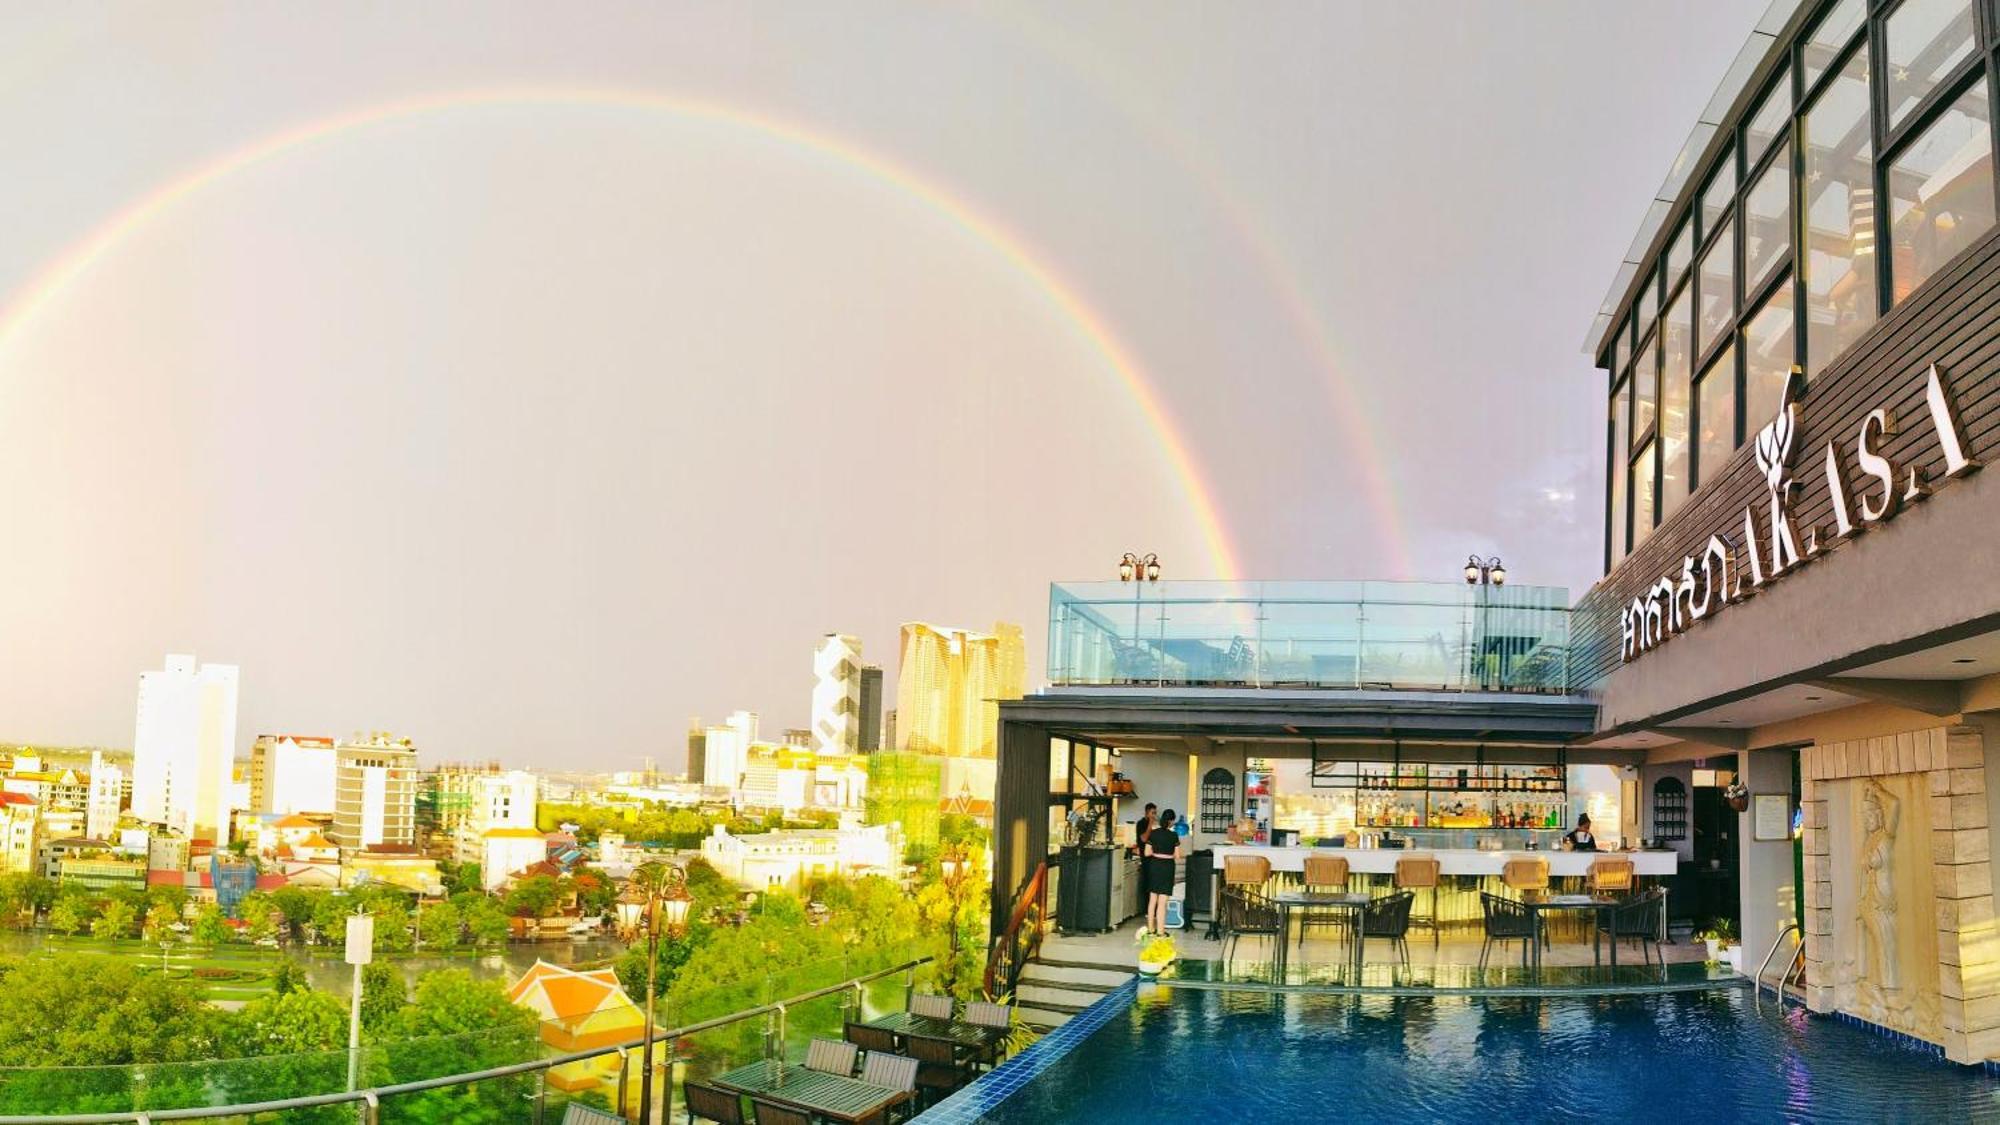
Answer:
xmin=1575 ymin=226 xmax=2000 ymax=689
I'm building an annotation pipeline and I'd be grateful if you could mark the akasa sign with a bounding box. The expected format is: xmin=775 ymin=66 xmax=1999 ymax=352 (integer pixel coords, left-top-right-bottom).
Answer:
xmin=1620 ymin=364 xmax=1982 ymax=663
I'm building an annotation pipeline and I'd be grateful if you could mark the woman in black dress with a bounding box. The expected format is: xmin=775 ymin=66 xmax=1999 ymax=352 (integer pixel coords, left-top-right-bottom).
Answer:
xmin=1142 ymin=809 xmax=1181 ymax=936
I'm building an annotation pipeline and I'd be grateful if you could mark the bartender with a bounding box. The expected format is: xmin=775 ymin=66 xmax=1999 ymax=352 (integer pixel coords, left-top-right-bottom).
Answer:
xmin=1564 ymin=813 xmax=1598 ymax=852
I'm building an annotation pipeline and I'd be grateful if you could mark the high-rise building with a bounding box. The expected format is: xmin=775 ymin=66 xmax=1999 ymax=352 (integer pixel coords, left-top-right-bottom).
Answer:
xmin=894 ymin=622 xmax=1026 ymax=758
xmin=86 ymin=752 xmax=122 ymax=840
xmin=858 ymin=665 xmax=884 ymax=751
xmin=882 ymin=709 xmax=897 ymax=754
xmin=686 ymin=720 xmax=707 ymax=785
xmin=131 ymin=654 xmax=240 ymax=845
xmin=448 ymin=769 xmax=539 ymax=865
xmin=330 ymin=734 xmax=419 ymax=849
xmin=249 ymin=735 xmax=338 ymax=815
xmin=812 ymin=634 xmax=865 ymax=756
xmin=702 ymin=710 xmax=757 ymax=792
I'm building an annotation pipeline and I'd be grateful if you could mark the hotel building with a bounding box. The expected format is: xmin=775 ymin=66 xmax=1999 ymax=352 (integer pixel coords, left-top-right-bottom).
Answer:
xmin=329 ymin=734 xmax=419 ymax=849
xmin=131 ymin=654 xmax=239 ymax=846
xmin=992 ymin=0 xmax=2000 ymax=1067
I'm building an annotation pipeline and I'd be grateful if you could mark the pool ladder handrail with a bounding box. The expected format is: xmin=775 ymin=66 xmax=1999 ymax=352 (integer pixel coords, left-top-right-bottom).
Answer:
xmin=1752 ymin=922 xmax=1803 ymax=1010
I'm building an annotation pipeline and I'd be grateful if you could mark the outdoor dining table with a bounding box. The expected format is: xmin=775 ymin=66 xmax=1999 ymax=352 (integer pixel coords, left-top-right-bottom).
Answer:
xmin=1269 ymin=890 xmax=1373 ymax=980
xmin=1523 ymin=893 xmax=1618 ymax=976
xmin=861 ymin=1011 xmax=1003 ymax=1053
xmin=710 ymin=1058 xmax=911 ymax=1124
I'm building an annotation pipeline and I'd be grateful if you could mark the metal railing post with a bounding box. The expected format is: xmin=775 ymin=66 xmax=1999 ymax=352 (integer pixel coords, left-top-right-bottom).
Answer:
xmin=615 ymin=1046 xmax=629 ymax=1117
xmin=360 ymin=1092 xmax=380 ymax=1125
xmin=532 ymin=1070 xmax=547 ymax=1125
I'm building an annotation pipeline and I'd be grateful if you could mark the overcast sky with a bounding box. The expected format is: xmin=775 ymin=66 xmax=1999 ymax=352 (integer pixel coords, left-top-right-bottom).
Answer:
xmin=0 ymin=1 xmax=1769 ymax=769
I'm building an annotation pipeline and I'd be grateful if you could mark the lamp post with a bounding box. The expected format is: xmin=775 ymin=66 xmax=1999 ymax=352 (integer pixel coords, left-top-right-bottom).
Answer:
xmin=622 ymin=864 xmax=692 ymax=1125
xmin=1118 ymin=553 xmax=1161 ymax=684
xmin=1463 ymin=555 xmax=1505 ymax=689
xmin=938 ymin=845 xmax=971 ymax=996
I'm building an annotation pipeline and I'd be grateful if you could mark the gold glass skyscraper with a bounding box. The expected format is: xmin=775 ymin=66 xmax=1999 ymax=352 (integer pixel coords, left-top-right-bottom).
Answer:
xmin=894 ymin=621 xmax=1025 ymax=758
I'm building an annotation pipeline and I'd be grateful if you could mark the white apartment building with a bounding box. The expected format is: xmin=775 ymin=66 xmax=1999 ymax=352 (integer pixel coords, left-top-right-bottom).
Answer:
xmin=451 ymin=770 xmax=540 ymax=865
xmin=699 ymin=822 xmax=900 ymax=890
xmin=812 ymin=634 xmax=864 ymax=756
xmin=131 ymin=654 xmax=240 ymax=845
xmin=330 ymin=734 xmax=418 ymax=849
xmin=736 ymin=744 xmax=869 ymax=815
xmin=86 ymin=752 xmax=123 ymax=841
xmin=250 ymin=735 xmax=338 ymax=815
xmin=0 ymin=793 xmax=38 ymax=875
xmin=702 ymin=710 xmax=758 ymax=792
xmin=479 ymin=827 xmax=548 ymax=891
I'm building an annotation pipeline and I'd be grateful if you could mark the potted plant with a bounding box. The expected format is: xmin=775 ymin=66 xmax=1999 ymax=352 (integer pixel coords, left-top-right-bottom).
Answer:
xmin=1723 ymin=780 xmax=1750 ymax=813
xmin=1716 ymin=919 xmax=1742 ymax=972
xmin=1136 ymin=932 xmax=1177 ymax=976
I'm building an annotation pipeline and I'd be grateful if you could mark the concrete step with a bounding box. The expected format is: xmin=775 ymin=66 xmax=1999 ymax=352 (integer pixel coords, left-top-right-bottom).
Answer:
xmin=1015 ymin=999 xmax=1090 ymax=1030
xmin=1017 ymin=982 xmax=1116 ymax=1009
xmin=1022 ymin=958 xmax=1137 ymax=988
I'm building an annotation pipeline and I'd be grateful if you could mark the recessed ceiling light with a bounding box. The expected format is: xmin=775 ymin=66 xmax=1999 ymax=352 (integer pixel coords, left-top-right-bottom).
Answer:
xmin=1804 ymin=695 xmax=1822 ymax=701
xmin=1718 ymin=719 xmax=1734 ymax=724
xmin=1953 ymin=658 xmax=1977 ymax=665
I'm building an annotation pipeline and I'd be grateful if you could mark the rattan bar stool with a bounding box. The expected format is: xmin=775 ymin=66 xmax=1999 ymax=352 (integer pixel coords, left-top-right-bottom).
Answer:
xmin=1587 ymin=857 xmax=1635 ymax=897
xmin=1299 ymin=853 xmax=1352 ymax=945
xmin=1394 ymin=854 xmax=1442 ymax=948
xmin=1501 ymin=856 xmax=1551 ymax=948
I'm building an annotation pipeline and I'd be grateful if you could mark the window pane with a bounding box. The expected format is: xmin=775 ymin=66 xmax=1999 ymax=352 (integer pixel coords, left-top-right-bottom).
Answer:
xmin=1638 ymin=270 xmax=1658 ymax=339
xmin=1701 ymin=161 xmax=1737 ymax=240
xmin=1698 ymin=217 xmax=1736 ymax=354
xmin=1744 ymin=285 xmax=1796 ymax=427
xmin=1889 ymin=79 xmax=1996 ymax=303
xmin=1666 ymin=219 xmax=1693 ymax=285
xmin=1803 ymin=0 xmax=1866 ymax=90
xmin=1745 ymin=67 xmax=1792 ymax=160
xmin=1885 ymin=0 xmax=1978 ymax=129
xmin=1802 ymin=45 xmax=1878 ymax=377
xmin=1744 ymin=144 xmax=1792 ymax=285
xmin=1696 ymin=344 xmax=1737 ymax=488
xmin=1613 ymin=317 xmax=1631 ymax=378
xmin=1634 ymin=329 xmax=1658 ymax=438
xmin=1611 ymin=384 xmax=1630 ymax=565
xmin=1661 ymin=290 xmax=1693 ymax=519
xmin=1633 ymin=441 xmax=1657 ymax=547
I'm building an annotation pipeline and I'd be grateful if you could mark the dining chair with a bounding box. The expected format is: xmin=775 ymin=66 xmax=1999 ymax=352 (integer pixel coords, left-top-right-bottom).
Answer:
xmin=845 ymin=1021 xmax=898 ymax=1054
xmin=1478 ymin=892 xmax=1534 ymax=973
xmin=908 ymin=992 xmax=954 ymax=1020
xmin=1220 ymin=885 xmax=1281 ymax=965
xmin=963 ymin=1000 xmax=1011 ymax=1069
xmin=1596 ymin=886 xmax=1667 ymax=966
xmin=1358 ymin=890 xmax=1416 ymax=969
xmin=905 ymin=1033 xmax=969 ymax=1105
xmin=806 ymin=1036 xmax=858 ymax=1076
xmin=1587 ymin=857 xmax=1636 ymax=897
xmin=1298 ymin=853 xmax=1352 ymax=944
xmin=683 ymin=1081 xmax=746 ymax=1125
xmin=748 ymin=1098 xmax=812 ymax=1125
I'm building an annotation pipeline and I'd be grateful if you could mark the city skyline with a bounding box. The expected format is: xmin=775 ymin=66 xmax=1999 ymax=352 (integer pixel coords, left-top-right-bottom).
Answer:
xmin=0 ymin=2 xmax=1767 ymax=768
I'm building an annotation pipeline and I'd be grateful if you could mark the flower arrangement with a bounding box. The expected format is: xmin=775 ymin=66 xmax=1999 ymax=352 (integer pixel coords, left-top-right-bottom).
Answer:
xmin=1136 ymin=934 xmax=1177 ymax=974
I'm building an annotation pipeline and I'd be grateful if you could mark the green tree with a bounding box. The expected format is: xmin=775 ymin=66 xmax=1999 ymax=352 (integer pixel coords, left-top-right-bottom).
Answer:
xmin=0 ymin=956 xmax=222 ymax=1066
xmin=416 ymin=900 xmax=461 ymax=950
xmin=570 ymin=868 xmax=617 ymax=915
xmin=367 ymin=898 xmax=414 ymax=954
xmin=191 ymin=903 xmax=230 ymax=946
xmin=0 ymin=872 xmax=54 ymax=926
xmin=614 ymin=928 xmax=704 ymax=1003
xmin=145 ymin=884 xmax=189 ymax=917
xmin=270 ymin=886 xmax=318 ymax=942
xmin=93 ymin=899 xmax=136 ymax=940
xmin=376 ymin=971 xmax=540 ymax=1123
xmin=502 ymin=875 xmax=562 ymax=918
xmin=45 ymin=895 xmax=87 ymax=937
xmin=142 ymin=902 xmax=180 ymax=944
xmin=438 ymin=860 xmax=482 ymax=897
xmin=217 ymin=987 xmax=350 ymax=1124
xmin=271 ymin=959 xmax=311 ymax=996
xmin=237 ymin=890 xmax=279 ymax=942
xmin=360 ymin=961 xmax=406 ymax=1034
xmin=462 ymin=897 xmax=511 ymax=946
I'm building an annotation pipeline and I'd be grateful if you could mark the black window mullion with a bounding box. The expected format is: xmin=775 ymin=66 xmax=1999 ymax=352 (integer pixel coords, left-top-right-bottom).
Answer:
xmin=1869 ymin=7 xmax=1894 ymax=319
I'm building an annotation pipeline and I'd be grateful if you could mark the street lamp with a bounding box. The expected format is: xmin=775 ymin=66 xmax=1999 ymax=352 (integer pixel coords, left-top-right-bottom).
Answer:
xmin=937 ymin=845 xmax=972 ymax=996
xmin=1464 ymin=555 xmax=1506 ymax=586
xmin=625 ymin=864 xmax=692 ymax=1125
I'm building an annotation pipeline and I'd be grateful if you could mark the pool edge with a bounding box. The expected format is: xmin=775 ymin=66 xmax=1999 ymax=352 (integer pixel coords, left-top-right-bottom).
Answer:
xmin=913 ymin=978 xmax=1138 ymax=1124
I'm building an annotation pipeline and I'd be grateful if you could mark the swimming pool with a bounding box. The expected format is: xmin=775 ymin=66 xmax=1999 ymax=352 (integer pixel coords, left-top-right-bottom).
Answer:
xmin=939 ymin=985 xmax=2000 ymax=1123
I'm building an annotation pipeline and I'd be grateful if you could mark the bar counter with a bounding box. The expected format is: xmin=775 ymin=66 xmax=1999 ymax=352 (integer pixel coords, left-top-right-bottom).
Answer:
xmin=1207 ymin=844 xmax=1677 ymax=878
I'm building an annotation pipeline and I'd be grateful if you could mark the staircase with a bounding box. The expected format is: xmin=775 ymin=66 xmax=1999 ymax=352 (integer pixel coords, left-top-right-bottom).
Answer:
xmin=1012 ymin=957 xmax=1135 ymax=1029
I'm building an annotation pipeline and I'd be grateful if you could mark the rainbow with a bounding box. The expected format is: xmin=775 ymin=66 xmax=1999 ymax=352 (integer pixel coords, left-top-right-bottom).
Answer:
xmin=965 ymin=7 xmax=1416 ymax=578
xmin=0 ymin=87 xmax=1244 ymax=580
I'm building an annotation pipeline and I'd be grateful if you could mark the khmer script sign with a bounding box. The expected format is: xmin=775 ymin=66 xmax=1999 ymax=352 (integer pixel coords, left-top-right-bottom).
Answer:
xmin=1620 ymin=364 xmax=1982 ymax=663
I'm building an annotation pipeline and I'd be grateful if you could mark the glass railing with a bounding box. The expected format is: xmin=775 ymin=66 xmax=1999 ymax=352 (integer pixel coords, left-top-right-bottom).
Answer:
xmin=1047 ymin=581 xmax=1572 ymax=694
xmin=0 ymin=945 xmax=939 ymax=1123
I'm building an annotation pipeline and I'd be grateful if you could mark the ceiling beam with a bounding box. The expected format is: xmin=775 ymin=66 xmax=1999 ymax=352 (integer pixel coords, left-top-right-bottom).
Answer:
xmin=1660 ymin=727 xmax=1751 ymax=751
xmin=1810 ymin=677 xmax=1963 ymax=718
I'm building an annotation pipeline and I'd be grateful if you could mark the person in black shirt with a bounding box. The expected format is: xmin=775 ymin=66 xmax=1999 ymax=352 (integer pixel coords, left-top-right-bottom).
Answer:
xmin=1143 ymin=809 xmax=1181 ymax=935
xmin=1565 ymin=813 xmax=1598 ymax=852
xmin=1131 ymin=802 xmax=1158 ymax=856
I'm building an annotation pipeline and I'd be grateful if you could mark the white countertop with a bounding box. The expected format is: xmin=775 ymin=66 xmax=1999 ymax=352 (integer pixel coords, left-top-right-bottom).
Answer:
xmin=1207 ymin=844 xmax=1677 ymax=878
